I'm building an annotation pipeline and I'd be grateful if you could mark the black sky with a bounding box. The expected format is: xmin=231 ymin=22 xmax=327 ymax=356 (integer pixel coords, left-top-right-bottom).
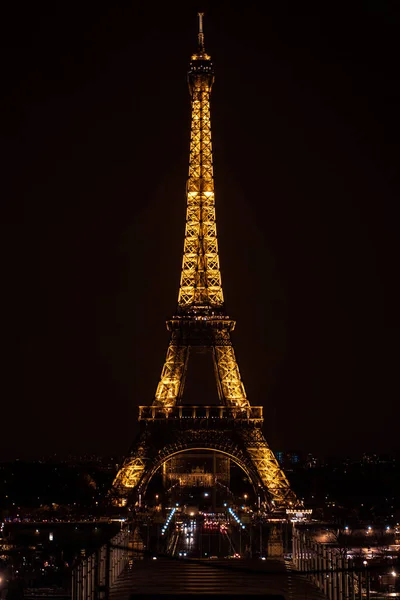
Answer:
xmin=2 ymin=3 xmax=399 ymax=460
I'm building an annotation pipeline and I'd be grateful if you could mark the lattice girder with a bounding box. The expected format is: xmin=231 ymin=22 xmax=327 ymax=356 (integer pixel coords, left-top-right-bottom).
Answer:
xmin=240 ymin=428 xmax=298 ymax=507
xmin=111 ymin=17 xmax=299 ymax=513
xmin=177 ymin=68 xmax=224 ymax=310
xmin=154 ymin=343 xmax=188 ymax=408
xmin=111 ymin=434 xmax=150 ymax=497
xmin=141 ymin=431 xmax=261 ymax=499
xmin=215 ymin=345 xmax=249 ymax=409
xmin=152 ymin=318 xmax=250 ymax=410
xmin=111 ymin=423 xmax=297 ymax=511
xmin=112 ymin=457 xmax=146 ymax=490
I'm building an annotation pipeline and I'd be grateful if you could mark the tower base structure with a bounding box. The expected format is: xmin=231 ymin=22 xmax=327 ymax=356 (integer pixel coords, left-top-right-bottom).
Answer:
xmin=111 ymin=406 xmax=299 ymax=514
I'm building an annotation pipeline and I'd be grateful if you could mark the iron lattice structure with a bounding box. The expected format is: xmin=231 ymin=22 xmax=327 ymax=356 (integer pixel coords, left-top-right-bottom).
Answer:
xmin=112 ymin=14 xmax=299 ymax=512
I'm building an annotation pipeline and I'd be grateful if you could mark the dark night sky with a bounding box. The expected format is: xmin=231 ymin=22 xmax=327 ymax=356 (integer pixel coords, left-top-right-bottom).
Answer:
xmin=2 ymin=3 xmax=399 ymax=460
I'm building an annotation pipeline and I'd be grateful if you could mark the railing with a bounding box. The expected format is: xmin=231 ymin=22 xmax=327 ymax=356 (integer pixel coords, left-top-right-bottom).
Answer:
xmin=292 ymin=526 xmax=368 ymax=600
xmin=138 ymin=405 xmax=263 ymax=421
xmin=71 ymin=525 xmax=133 ymax=600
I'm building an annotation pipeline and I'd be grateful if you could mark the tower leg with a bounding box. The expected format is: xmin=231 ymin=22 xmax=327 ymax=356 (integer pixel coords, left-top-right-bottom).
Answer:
xmin=153 ymin=341 xmax=188 ymax=409
xmin=214 ymin=344 xmax=249 ymax=409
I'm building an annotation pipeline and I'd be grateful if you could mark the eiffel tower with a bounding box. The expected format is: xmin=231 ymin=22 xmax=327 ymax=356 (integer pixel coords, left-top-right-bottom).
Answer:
xmin=111 ymin=14 xmax=298 ymax=514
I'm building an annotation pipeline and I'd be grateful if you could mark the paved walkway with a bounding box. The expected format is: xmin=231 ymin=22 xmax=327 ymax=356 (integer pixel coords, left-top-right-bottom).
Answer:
xmin=109 ymin=558 xmax=327 ymax=599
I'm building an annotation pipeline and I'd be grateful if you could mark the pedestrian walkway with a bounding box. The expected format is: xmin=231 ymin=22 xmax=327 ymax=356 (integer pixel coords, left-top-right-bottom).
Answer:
xmin=109 ymin=557 xmax=327 ymax=599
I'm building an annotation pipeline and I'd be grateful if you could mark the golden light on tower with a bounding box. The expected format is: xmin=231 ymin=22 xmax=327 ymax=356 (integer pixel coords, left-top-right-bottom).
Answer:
xmin=153 ymin=13 xmax=249 ymax=412
xmin=111 ymin=13 xmax=299 ymax=513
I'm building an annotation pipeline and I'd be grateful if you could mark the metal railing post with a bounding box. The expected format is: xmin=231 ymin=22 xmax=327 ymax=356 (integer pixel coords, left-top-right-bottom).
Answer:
xmin=323 ymin=545 xmax=328 ymax=596
xmin=83 ymin=558 xmax=88 ymax=600
xmin=319 ymin=543 xmax=324 ymax=590
xmin=71 ymin=524 xmax=133 ymax=600
xmin=332 ymin=552 xmax=337 ymax=600
xmin=104 ymin=541 xmax=111 ymax=600
xmin=338 ymin=556 xmax=343 ymax=600
xmin=86 ymin=555 xmax=91 ymax=600
xmin=98 ymin=543 xmax=107 ymax=600
xmin=350 ymin=559 xmax=356 ymax=600
xmin=72 ymin=565 xmax=76 ymax=600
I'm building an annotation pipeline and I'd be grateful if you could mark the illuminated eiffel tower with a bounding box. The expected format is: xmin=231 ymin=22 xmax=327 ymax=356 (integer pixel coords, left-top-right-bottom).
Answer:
xmin=112 ymin=14 xmax=298 ymax=513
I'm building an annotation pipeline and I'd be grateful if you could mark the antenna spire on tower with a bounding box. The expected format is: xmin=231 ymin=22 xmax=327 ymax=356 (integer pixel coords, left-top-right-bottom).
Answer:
xmin=198 ymin=12 xmax=205 ymax=51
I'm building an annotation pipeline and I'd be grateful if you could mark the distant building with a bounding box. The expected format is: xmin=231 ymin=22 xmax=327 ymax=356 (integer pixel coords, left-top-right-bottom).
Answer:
xmin=276 ymin=452 xmax=302 ymax=468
